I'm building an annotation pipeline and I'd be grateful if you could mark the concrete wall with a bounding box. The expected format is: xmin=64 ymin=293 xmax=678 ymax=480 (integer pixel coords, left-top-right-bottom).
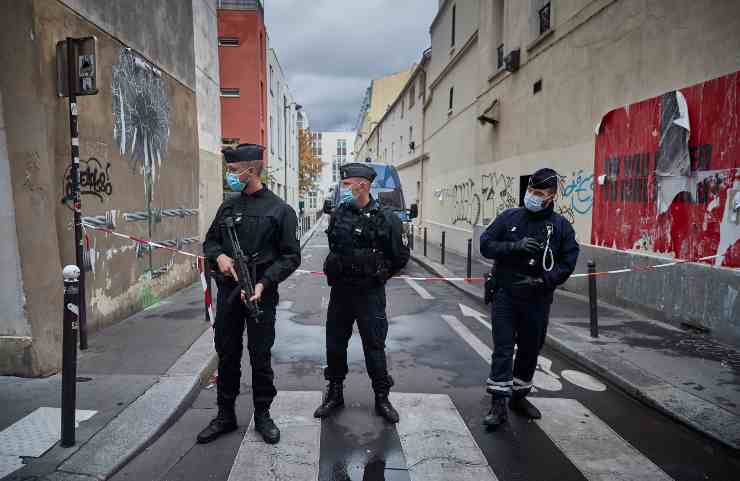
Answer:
xmin=563 ymin=244 xmax=740 ymax=348
xmin=59 ymin=0 xmax=196 ymax=89
xmin=0 ymin=0 xmax=201 ymax=376
xmin=193 ymin=0 xmax=224 ymax=241
xmin=0 ymin=92 xmax=28 ymax=339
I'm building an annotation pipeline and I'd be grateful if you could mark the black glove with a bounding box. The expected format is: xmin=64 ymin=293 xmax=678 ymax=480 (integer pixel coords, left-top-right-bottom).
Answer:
xmin=510 ymin=237 xmax=541 ymax=255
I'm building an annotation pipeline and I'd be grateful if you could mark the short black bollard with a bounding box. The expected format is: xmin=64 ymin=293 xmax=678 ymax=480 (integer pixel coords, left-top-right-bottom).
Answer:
xmin=441 ymin=231 xmax=446 ymax=265
xmin=588 ymin=260 xmax=598 ymax=338
xmin=409 ymin=224 xmax=415 ymax=251
xmin=423 ymin=227 xmax=428 ymax=257
xmin=466 ymin=238 xmax=472 ymax=281
xmin=61 ymin=265 xmax=80 ymax=447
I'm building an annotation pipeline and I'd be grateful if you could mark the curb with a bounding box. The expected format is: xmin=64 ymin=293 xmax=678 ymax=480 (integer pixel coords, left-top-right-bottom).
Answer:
xmin=56 ymin=326 xmax=218 ymax=480
xmin=411 ymin=252 xmax=740 ymax=451
xmin=300 ymin=214 xmax=325 ymax=250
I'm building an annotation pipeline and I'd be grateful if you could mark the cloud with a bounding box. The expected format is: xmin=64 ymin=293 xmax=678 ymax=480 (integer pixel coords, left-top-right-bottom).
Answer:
xmin=265 ymin=0 xmax=436 ymax=131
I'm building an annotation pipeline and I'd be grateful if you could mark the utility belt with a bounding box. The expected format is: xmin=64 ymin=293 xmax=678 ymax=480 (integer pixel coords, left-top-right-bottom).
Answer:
xmin=323 ymin=249 xmax=390 ymax=287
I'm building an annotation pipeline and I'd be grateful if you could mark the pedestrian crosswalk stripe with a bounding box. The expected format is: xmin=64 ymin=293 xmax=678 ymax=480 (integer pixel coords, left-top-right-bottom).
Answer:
xmin=390 ymin=392 xmax=499 ymax=481
xmin=226 ymin=391 xmax=322 ymax=481
xmin=530 ymin=398 xmax=675 ymax=481
xmin=441 ymin=314 xmax=492 ymax=362
xmin=404 ymin=278 xmax=435 ymax=300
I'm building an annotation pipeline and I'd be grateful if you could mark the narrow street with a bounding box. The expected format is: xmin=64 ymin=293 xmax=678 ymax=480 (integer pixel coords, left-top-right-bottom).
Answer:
xmin=112 ymin=220 xmax=739 ymax=481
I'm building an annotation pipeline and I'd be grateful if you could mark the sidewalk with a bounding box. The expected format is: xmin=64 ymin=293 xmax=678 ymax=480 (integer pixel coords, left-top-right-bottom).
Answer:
xmin=0 ymin=218 xmax=325 ymax=481
xmin=411 ymin=241 xmax=740 ymax=451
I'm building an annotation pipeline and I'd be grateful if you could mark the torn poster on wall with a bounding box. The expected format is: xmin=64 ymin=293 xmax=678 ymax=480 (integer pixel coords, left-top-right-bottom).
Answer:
xmin=591 ymin=70 xmax=739 ymax=267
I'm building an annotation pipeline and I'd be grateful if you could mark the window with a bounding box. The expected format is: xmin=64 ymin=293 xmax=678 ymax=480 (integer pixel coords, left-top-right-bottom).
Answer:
xmin=401 ymin=98 xmax=405 ymax=119
xmin=409 ymin=126 xmax=414 ymax=151
xmin=538 ymin=2 xmax=551 ymax=35
xmin=218 ymin=37 xmax=240 ymax=46
xmin=222 ymin=137 xmax=239 ymax=147
xmin=220 ymin=88 xmax=240 ymax=97
xmin=451 ymin=4 xmax=456 ymax=47
xmin=494 ymin=0 xmax=505 ymax=69
xmin=260 ymin=81 xmax=264 ymax=119
xmin=497 ymin=44 xmax=504 ymax=69
xmin=269 ymin=66 xmax=273 ymax=95
xmin=409 ymin=83 xmax=416 ymax=108
xmin=308 ymin=191 xmax=317 ymax=209
xmin=533 ymin=79 xmax=542 ymax=94
xmin=448 ymin=86 xmax=454 ymax=112
xmin=270 ymin=116 xmax=274 ymax=152
xmin=419 ymin=73 xmax=426 ymax=100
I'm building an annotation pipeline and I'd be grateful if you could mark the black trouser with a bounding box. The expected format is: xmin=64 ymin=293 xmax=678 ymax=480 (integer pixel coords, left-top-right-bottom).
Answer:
xmin=324 ymin=285 xmax=393 ymax=394
xmin=214 ymin=280 xmax=279 ymax=412
xmin=487 ymin=287 xmax=551 ymax=400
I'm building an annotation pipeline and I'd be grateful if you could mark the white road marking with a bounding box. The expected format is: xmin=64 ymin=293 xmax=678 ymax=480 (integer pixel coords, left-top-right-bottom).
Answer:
xmin=227 ymin=391 xmax=322 ymax=481
xmin=391 ymin=393 xmax=500 ymax=481
xmin=537 ymin=355 xmax=560 ymax=379
xmin=530 ymin=398 xmax=675 ymax=481
xmin=441 ymin=314 xmax=492 ymax=362
xmin=405 ymin=278 xmax=435 ymax=300
xmin=459 ymin=303 xmax=492 ymax=330
xmin=0 ymin=407 xmax=96 ymax=458
xmin=533 ymin=371 xmax=563 ymax=391
xmin=561 ymin=370 xmax=607 ymax=392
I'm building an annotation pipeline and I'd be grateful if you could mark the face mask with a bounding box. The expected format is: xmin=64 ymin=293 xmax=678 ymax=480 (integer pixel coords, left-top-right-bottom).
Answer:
xmin=524 ymin=191 xmax=548 ymax=212
xmin=340 ymin=187 xmax=355 ymax=204
xmin=226 ymin=170 xmax=250 ymax=192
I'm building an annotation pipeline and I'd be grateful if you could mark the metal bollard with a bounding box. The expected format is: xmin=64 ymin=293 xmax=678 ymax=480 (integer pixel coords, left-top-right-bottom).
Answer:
xmin=409 ymin=224 xmax=415 ymax=251
xmin=441 ymin=231 xmax=446 ymax=265
xmin=423 ymin=227 xmax=428 ymax=257
xmin=61 ymin=265 xmax=80 ymax=447
xmin=466 ymin=238 xmax=472 ymax=281
xmin=588 ymin=260 xmax=598 ymax=338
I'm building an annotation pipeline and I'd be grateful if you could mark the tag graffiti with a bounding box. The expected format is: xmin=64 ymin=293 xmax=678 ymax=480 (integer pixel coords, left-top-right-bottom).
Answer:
xmin=63 ymin=157 xmax=114 ymax=202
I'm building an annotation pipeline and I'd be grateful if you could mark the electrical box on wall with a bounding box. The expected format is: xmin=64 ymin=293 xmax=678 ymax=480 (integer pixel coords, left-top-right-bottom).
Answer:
xmin=56 ymin=37 xmax=99 ymax=97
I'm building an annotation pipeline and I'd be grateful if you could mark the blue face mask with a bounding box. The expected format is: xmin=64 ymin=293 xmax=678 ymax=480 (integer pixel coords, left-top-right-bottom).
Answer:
xmin=226 ymin=169 xmax=252 ymax=192
xmin=524 ymin=191 xmax=548 ymax=212
xmin=340 ymin=187 xmax=356 ymax=204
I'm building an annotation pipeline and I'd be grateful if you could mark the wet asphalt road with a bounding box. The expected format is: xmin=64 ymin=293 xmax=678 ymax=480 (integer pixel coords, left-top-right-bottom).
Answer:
xmin=112 ymin=222 xmax=740 ymax=481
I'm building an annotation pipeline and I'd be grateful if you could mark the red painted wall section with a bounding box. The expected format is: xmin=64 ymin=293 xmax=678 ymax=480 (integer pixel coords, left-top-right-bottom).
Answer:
xmin=592 ymin=71 xmax=739 ymax=267
xmin=218 ymin=10 xmax=267 ymax=149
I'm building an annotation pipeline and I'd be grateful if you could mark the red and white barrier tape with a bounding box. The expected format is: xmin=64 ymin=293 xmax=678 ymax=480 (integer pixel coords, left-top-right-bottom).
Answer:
xmin=82 ymin=223 xmax=202 ymax=259
xmin=569 ymin=253 xmax=724 ymax=278
xmin=196 ymin=257 xmax=215 ymax=326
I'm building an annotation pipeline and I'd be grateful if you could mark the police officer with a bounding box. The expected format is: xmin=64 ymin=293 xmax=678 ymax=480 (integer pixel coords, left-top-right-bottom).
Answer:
xmin=198 ymin=143 xmax=300 ymax=444
xmin=479 ymin=168 xmax=579 ymax=428
xmin=313 ymin=163 xmax=410 ymax=423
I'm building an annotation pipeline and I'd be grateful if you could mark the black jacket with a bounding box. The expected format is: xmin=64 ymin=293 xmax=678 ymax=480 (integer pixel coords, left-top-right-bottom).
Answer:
xmin=203 ymin=186 xmax=300 ymax=290
xmin=480 ymin=205 xmax=579 ymax=300
xmin=324 ymin=197 xmax=410 ymax=287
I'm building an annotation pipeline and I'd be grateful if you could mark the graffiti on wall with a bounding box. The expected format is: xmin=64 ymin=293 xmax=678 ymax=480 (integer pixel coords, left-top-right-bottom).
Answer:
xmin=555 ymin=170 xmax=594 ymax=224
xmin=63 ymin=157 xmax=114 ymax=202
xmin=435 ymin=172 xmax=517 ymax=226
xmin=481 ymin=172 xmax=517 ymax=222
xmin=592 ymin=70 xmax=740 ymax=267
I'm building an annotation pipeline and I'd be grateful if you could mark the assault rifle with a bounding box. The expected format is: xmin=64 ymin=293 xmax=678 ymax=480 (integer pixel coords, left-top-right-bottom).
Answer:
xmin=223 ymin=216 xmax=262 ymax=322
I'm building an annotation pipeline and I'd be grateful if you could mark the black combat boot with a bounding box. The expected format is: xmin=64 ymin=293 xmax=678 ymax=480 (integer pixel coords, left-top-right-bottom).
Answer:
xmin=509 ymin=397 xmax=541 ymax=419
xmin=254 ymin=410 xmax=280 ymax=444
xmin=483 ymin=397 xmax=508 ymax=429
xmin=196 ymin=406 xmax=238 ymax=444
xmin=374 ymin=394 xmax=399 ymax=423
xmin=314 ymin=381 xmax=344 ymax=418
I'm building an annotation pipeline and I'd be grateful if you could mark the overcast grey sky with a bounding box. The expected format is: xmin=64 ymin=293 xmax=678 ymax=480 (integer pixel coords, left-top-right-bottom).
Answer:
xmin=264 ymin=0 xmax=436 ymax=132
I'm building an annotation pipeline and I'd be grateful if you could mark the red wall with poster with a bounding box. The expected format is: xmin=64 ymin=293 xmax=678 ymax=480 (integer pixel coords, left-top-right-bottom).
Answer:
xmin=591 ymin=71 xmax=740 ymax=268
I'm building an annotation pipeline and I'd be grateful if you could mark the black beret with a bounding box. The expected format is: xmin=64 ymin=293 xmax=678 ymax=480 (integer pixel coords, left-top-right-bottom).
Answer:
xmin=529 ymin=168 xmax=559 ymax=191
xmin=340 ymin=162 xmax=376 ymax=182
xmin=222 ymin=143 xmax=264 ymax=163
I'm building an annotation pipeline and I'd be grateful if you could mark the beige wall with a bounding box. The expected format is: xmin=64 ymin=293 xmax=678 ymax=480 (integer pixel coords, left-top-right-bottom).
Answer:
xmin=416 ymin=0 xmax=740 ymax=255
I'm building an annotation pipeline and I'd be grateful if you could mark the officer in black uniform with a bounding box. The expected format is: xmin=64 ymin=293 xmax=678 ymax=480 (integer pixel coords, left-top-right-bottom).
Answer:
xmin=313 ymin=163 xmax=410 ymax=423
xmin=480 ymin=168 xmax=579 ymax=428
xmin=198 ymin=143 xmax=300 ymax=444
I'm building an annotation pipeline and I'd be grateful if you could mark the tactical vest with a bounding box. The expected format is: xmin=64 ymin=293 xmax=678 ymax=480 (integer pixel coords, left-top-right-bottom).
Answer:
xmin=324 ymin=202 xmax=391 ymax=287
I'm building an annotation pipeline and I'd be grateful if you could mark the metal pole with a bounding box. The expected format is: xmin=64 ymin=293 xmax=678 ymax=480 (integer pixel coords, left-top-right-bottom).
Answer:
xmin=410 ymin=224 xmax=415 ymax=251
xmin=67 ymin=38 xmax=87 ymax=350
xmin=466 ymin=238 xmax=472 ymax=281
xmin=441 ymin=231 xmax=446 ymax=265
xmin=588 ymin=260 xmax=598 ymax=338
xmin=423 ymin=227 xmax=427 ymax=257
xmin=61 ymin=265 xmax=80 ymax=447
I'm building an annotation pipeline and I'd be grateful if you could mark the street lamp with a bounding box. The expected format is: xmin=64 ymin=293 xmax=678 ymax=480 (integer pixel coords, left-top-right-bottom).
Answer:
xmin=283 ymin=102 xmax=302 ymax=203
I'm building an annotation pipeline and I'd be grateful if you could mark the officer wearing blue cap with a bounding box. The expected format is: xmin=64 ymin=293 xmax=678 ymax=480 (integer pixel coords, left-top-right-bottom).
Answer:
xmin=314 ymin=162 xmax=409 ymax=422
xmin=479 ymin=168 xmax=579 ymax=428
xmin=200 ymin=143 xmax=300 ymax=444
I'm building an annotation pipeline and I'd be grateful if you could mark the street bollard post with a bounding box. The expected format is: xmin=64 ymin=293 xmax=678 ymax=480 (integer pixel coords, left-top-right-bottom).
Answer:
xmin=441 ymin=231 xmax=446 ymax=265
xmin=588 ymin=260 xmax=598 ymax=338
xmin=423 ymin=227 xmax=428 ymax=257
xmin=409 ymin=224 xmax=415 ymax=251
xmin=466 ymin=238 xmax=472 ymax=282
xmin=61 ymin=265 xmax=80 ymax=447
